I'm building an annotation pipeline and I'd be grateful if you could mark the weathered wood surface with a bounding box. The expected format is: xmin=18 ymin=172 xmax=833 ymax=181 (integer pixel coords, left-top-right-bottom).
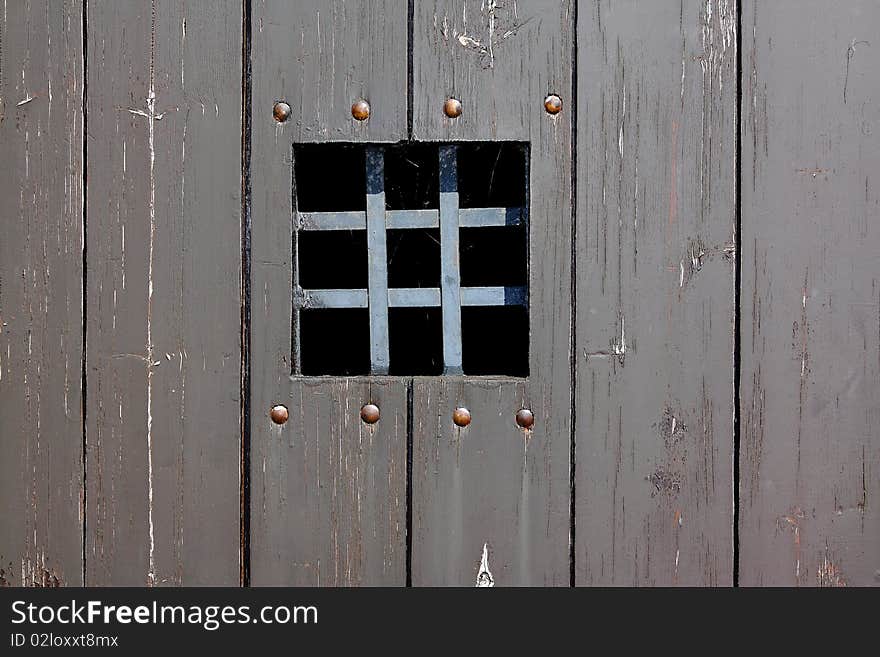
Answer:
xmin=411 ymin=0 xmax=573 ymax=586
xmin=2 ymin=0 xmax=879 ymax=589
xmin=85 ymin=0 xmax=242 ymax=585
xmin=575 ymin=0 xmax=737 ymax=585
xmin=0 ymin=0 xmax=85 ymax=587
xmin=253 ymin=380 xmax=408 ymax=585
xmin=253 ymin=0 xmax=408 ymax=143
xmin=740 ymin=0 xmax=880 ymax=586
xmin=249 ymin=0 xmax=408 ymax=585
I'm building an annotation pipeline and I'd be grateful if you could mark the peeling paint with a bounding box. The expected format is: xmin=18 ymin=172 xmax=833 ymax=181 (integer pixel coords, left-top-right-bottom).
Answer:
xmin=437 ymin=0 xmax=528 ymax=69
xmin=475 ymin=543 xmax=494 ymax=587
xmin=817 ymin=550 xmax=847 ymax=587
xmin=647 ymin=468 xmax=682 ymax=496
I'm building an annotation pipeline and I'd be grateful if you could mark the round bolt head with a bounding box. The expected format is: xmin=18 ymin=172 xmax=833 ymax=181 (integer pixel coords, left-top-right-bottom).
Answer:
xmin=351 ymin=99 xmax=371 ymax=121
xmin=273 ymin=101 xmax=291 ymax=123
xmin=269 ymin=404 xmax=289 ymax=425
xmin=515 ymin=408 xmax=535 ymax=430
xmin=444 ymin=97 xmax=463 ymax=118
xmin=452 ymin=407 xmax=472 ymax=428
xmin=360 ymin=403 xmax=380 ymax=424
xmin=543 ymin=94 xmax=563 ymax=115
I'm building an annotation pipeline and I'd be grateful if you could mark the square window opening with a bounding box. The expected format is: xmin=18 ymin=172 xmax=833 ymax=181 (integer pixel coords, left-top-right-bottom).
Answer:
xmin=292 ymin=141 xmax=529 ymax=377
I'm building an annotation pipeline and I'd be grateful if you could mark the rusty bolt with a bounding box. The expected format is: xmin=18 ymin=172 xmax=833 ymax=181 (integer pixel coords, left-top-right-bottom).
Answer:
xmin=543 ymin=94 xmax=563 ymax=115
xmin=351 ymin=99 xmax=371 ymax=121
xmin=443 ymin=97 xmax=463 ymax=118
xmin=269 ymin=404 xmax=289 ymax=425
xmin=273 ymin=101 xmax=291 ymax=123
xmin=360 ymin=403 xmax=380 ymax=424
xmin=452 ymin=407 xmax=471 ymax=428
xmin=515 ymin=408 xmax=535 ymax=430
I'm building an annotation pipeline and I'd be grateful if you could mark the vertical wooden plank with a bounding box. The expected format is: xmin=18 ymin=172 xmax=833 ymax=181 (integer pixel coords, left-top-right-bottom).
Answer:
xmin=0 ymin=0 xmax=84 ymax=587
xmin=741 ymin=0 xmax=880 ymax=586
xmin=411 ymin=0 xmax=572 ymax=586
xmin=86 ymin=0 xmax=241 ymax=585
xmin=254 ymin=380 xmax=408 ymax=585
xmin=250 ymin=1 xmax=408 ymax=585
xmin=576 ymin=1 xmax=736 ymax=585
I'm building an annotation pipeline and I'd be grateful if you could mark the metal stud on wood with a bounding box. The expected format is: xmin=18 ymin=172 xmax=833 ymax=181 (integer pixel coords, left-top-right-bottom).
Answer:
xmin=351 ymin=99 xmax=371 ymax=121
xmin=453 ymin=407 xmax=471 ymax=427
xmin=444 ymin=97 xmax=462 ymax=118
xmin=543 ymin=94 xmax=563 ymax=115
xmin=273 ymin=101 xmax=291 ymax=122
xmin=360 ymin=403 xmax=380 ymax=424
xmin=515 ymin=408 xmax=534 ymax=429
xmin=269 ymin=404 xmax=289 ymax=425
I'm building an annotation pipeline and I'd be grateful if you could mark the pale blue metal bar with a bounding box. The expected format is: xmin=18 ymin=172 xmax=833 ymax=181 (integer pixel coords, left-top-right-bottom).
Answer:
xmin=439 ymin=145 xmax=463 ymax=374
xmin=365 ymin=147 xmax=390 ymax=374
xmin=461 ymin=286 xmax=527 ymax=306
xmin=459 ymin=207 xmax=525 ymax=228
xmin=297 ymin=207 xmax=525 ymax=231
xmin=297 ymin=286 xmax=526 ymax=310
xmin=297 ymin=210 xmax=364 ymax=230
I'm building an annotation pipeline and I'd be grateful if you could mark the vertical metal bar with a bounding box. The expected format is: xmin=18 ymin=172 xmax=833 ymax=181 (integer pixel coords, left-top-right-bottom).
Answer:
xmin=291 ymin=153 xmax=302 ymax=374
xmin=439 ymin=145 xmax=463 ymax=374
xmin=366 ymin=147 xmax=390 ymax=374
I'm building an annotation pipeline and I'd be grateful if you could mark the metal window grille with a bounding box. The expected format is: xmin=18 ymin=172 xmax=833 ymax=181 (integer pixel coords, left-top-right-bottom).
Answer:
xmin=293 ymin=144 xmax=528 ymax=375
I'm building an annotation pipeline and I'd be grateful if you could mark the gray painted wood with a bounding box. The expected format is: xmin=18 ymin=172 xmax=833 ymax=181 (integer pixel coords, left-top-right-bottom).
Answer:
xmin=2 ymin=0 xmax=877 ymax=590
xmin=250 ymin=0 xmax=408 ymax=585
xmin=0 ymin=0 xmax=84 ymax=587
xmin=254 ymin=0 xmax=408 ymax=144
xmin=254 ymin=380 xmax=407 ymax=585
xmin=740 ymin=0 xmax=880 ymax=587
xmin=411 ymin=0 xmax=572 ymax=586
xmin=575 ymin=0 xmax=736 ymax=585
xmin=85 ymin=0 xmax=241 ymax=585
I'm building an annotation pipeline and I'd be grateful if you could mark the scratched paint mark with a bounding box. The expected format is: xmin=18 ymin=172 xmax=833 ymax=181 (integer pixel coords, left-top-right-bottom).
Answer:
xmin=612 ymin=314 xmax=627 ymax=364
xmin=843 ymin=39 xmax=870 ymax=104
xmin=777 ymin=507 xmax=805 ymax=585
xmin=817 ymin=550 xmax=847 ymax=587
xmin=145 ymin=1 xmax=158 ymax=587
xmin=678 ymin=238 xmax=706 ymax=290
xmin=647 ymin=467 xmax=682 ymax=496
xmin=475 ymin=543 xmax=494 ymax=587
xmin=657 ymin=407 xmax=688 ymax=447
xmin=669 ymin=120 xmax=678 ymax=226
xmin=437 ymin=0 xmax=529 ymax=69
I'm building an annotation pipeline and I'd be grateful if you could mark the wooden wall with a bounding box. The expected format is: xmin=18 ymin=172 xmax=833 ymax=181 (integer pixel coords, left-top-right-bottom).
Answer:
xmin=1 ymin=0 xmax=877 ymax=587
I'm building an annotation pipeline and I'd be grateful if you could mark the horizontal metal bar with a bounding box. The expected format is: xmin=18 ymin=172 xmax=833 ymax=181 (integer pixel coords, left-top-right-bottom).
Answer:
xmin=459 ymin=207 xmax=526 ymax=228
xmin=297 ymin=288 xmax=368 ymax=308
xmin=297 ymin=211 xmax=364 ymax=231
xmin=388 ymin=209 xmax=437 ymax=229
xmin=297 ymin=286 xmax=527 ymax=309
xmin=390 ymin=287 xmax=441 ymax=307
xmin=297 ymin=207 xmax=525 ymax=231
xmin=461 ymin=286 xmax=527 ymax=306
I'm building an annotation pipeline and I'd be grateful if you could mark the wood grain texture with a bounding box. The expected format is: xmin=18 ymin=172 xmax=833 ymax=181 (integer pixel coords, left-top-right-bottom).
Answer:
xmin=0 ymin=0 xmax=84 ymax=587
xmin=411 ymin=0 xmax=572 ymax=586
xmin=254 ymin=380 xmax=407 ymax=585
xmin=575 ymin=0 xmax=736 ymax=585
xmin=253 ymin=0 xmax=407 ymax=143
xmin=85 ymin=0 xmax=241 ymax=585
xmin=250 ymin=0 xmax=408 ymax=585
xmin=740 ymin=0 xmax=880 ymax=586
